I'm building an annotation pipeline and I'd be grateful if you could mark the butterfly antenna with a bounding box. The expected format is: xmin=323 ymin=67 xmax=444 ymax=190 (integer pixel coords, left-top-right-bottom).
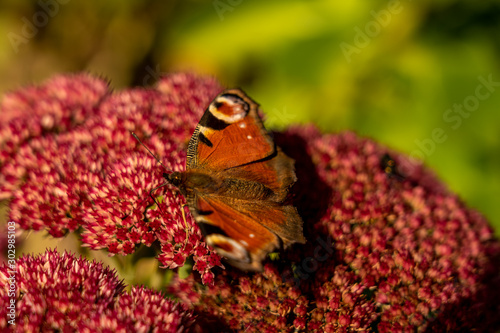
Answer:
xmin=180 ymin=204 xmax=190 ymax=248
xmin=132 ymin=132 xmax=170 ymax=214
xmin=131 ymin=132 xmax=189 ymax=241
xmin=149 ymin=183 xmax=169 ymax=214
xmin=131 ymin=132 xmax=168 ymax=171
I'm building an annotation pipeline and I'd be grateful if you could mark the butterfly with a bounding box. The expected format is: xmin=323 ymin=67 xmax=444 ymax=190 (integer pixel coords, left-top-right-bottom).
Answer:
xmin=162 ymin=89 xmax=305 ymax=271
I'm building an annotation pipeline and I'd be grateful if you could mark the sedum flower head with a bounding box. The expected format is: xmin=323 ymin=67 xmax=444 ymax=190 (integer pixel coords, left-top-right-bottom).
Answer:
xmin=1 ymin=73 xmax=224 ymax=280
xmin=0 ymin=250 xmax=194 ymax=332
xmin=169 ymin=127 xmax=500 ymax=332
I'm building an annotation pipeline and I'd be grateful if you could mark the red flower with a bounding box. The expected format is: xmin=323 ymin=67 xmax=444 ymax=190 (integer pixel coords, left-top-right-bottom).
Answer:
xmin=1 ymin=73 xmax=224 ymax=279
xmin=169 ymin=128 xmax=500 ymax=331
xmin=0 ymin=250 xmax=194 ymax=332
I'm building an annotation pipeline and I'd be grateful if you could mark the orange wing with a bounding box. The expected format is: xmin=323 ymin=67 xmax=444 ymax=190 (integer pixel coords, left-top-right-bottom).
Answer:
xmin=224 ymin=149 xmax=297 ymax=203
xmin=186 ymin=89 xmax=275 ymax=170
xmin=188 ymin=193 xmax=305 ymax=271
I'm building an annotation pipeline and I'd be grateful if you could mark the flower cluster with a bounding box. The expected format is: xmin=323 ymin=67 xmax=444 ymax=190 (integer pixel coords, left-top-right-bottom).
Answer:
xmin=0 ymin=73 xmax=224 ymax=281
xmin=0 ymin=250 xmax=194 ymax=332
xmin=169 ymin=127 xmax=500 ymax=332
xmin=1 ymin=73 xmax=499 ymax=331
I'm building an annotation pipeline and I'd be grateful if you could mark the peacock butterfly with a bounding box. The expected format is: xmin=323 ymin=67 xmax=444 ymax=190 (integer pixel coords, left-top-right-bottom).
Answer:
xmin=141 ymin=89 xmax=306 ymax=271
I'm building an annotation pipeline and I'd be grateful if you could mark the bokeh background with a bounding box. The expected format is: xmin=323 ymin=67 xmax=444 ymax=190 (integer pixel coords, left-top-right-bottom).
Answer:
xmin=1 ymin=0 xmax=499 ymax=237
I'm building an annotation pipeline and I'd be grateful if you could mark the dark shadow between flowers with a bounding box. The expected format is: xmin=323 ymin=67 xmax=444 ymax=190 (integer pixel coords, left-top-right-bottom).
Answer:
xmin=187 ymin=314 xmax=234 ymax=333
xmin=273 ymin=131 xmax=335 ymax=286
xmin=274 ymin=131 xmax=333 ymax=237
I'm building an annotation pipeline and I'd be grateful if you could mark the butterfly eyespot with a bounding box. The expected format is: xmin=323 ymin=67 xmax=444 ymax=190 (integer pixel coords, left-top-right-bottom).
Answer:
xmin=206 ymin=234 xmax=250 ymax=263
xmin=209 ymin=94 xmax=249 ymax=124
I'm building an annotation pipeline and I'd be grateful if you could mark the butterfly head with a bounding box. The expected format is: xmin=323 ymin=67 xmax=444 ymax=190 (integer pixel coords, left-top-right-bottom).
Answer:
xmin=166 ymin=170 xmax=220 ymax=195
xmin=164 ymin=172 xmax=184 ymax=187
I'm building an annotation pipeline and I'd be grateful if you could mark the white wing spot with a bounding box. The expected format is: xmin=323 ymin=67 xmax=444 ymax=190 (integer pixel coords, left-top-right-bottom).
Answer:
xmin=240 ymin=240 xmax=249 ymax=247
xmin=239 ymin=122 xmax=246 ymax=128
xmin=249 ymin=233 xmax=255 ymax=238
xmin=247 ymin=135 xmax=252 ymax=139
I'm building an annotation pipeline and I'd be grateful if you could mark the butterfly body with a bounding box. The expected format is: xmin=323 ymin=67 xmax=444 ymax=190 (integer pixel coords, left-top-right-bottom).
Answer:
xmin=164 ymin=89 xmax=305 ymax=271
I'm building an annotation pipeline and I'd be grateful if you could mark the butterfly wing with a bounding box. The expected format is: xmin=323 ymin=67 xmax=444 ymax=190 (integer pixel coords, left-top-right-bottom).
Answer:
xmin=187 ymin=192 xmax=305 ymax=271
xmin=225 ymin=149 xmax=298 ymax=203
xmin=187 ymin=89 xmax=275 ymax=170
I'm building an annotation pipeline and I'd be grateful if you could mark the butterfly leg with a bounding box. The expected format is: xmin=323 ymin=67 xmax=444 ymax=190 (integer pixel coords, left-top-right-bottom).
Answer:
xmin=180 ymin=204 xmax=191 ymax=249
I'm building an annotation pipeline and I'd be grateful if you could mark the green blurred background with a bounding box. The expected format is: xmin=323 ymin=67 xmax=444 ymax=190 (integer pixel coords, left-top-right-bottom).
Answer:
xmin=1 ymin=0 xmax=499 ymax=234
